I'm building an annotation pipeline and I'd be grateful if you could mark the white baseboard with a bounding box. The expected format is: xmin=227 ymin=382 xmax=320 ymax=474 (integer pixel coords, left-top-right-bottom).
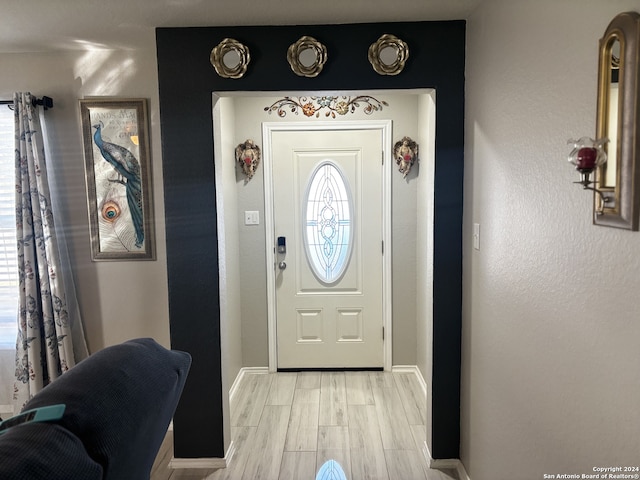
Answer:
xmin=394 ymin=366 xmax=471 ymax=480
xmin=169 ymin=367 xmax=271 ymax=472
xmin=229 ymin=366 xmax=269 ymax=404
xmin=456 ymin=461 xmax=471 ymax=480
xmin=430 ymin=456 xmax=460 ymax=469
xmin=421 ymin=440 xmax=471 ymax=480
xmin=169 ymin=457 xmax=227 ymax=470
xmin=391 ymin=364 xmax=427 ymax=393
xmin=168 ymin=438 xmax=235 ymax=471
xmin=166 ymin=424 xmax=229 ymax=470
xmin=224 ymin=439 xmax=237 ymax=465
xmin=167 ymin=410 xmax=239 ymax=471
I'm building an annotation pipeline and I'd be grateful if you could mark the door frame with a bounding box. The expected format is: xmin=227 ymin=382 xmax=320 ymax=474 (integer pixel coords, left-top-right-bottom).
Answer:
xmin=262 ymin=120 xmax=393 ymax=372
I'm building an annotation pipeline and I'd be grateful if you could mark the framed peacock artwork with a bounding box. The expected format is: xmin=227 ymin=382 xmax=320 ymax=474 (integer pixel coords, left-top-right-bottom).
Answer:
xmin=80 ymin=98 xmax=155 ymax=260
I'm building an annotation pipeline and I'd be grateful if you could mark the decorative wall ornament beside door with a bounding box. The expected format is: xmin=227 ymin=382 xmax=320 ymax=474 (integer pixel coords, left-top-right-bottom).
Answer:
xmin=394 ymin=136 xmax=419 ymax=178
xmin=80 ymin=98 xmax=155 ymax=260
xmin=264 ymin=95 xmax=389 ymax=118
xmin=235 ymin=139 xmax=261 ymax=180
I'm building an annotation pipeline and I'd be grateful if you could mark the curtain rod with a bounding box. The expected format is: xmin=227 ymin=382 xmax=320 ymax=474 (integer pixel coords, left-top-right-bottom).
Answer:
xmin=0 ymin=96 xmax=54 ymax=110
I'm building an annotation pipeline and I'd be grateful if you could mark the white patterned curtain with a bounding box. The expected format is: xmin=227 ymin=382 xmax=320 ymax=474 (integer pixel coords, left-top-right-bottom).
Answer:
xmin=13 ymin=92 xmax=88 ymax=409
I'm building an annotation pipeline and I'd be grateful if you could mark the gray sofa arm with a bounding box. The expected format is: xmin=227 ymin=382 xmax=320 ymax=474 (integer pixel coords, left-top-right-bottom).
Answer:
xmin=0 ymin=338 xmax=191 ymax=480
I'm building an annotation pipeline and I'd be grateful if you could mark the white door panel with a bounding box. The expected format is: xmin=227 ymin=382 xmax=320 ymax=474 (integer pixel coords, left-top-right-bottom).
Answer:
xmin=271 ymin=128 xmax=384 ymax=368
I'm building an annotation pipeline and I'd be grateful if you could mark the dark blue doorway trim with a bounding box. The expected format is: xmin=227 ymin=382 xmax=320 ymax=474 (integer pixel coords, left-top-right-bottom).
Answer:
xmin=156 ymin=20 xmax=464 ymax=460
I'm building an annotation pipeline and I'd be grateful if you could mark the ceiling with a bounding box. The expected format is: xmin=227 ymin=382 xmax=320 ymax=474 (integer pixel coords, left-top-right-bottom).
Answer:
xmin=0 ymin=0 xmax=481 ymax=53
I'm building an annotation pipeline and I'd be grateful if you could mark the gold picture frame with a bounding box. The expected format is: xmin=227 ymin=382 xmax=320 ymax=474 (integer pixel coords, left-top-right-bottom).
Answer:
xmin=79 ymin=98 xmax=155 ymax=260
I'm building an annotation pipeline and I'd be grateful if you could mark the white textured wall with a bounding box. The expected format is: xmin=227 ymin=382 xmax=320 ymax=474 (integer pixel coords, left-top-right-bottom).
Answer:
xmin=416 ymin=91 xmax=436 ymax=452
xmin=214 ymin=96 xmax=242 ymax=452
xmin=0 ymin=45 xmax=170 ymax=353
xmin=389 ymin=94 xmax=420 ymax=366
xmin=462 ymin=1 xmax=640 ymax=478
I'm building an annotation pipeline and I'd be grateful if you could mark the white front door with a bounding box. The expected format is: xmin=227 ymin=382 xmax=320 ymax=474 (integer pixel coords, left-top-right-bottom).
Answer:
xmin=268 ymin=123 xmax=387 ymax=369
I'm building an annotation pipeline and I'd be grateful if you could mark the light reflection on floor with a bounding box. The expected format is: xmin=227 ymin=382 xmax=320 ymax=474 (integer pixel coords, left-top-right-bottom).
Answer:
xmin=316 ymin=459 xmax=348 ymax=480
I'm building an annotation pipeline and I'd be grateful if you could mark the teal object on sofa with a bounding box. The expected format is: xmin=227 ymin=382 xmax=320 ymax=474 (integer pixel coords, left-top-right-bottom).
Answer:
xmin=0 ymin=338 xmax=191 ymax=479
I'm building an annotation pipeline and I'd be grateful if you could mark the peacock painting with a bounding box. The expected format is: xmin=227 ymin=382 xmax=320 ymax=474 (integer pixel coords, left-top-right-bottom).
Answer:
xmin=92 ymin=121 xmax=144 ymax=250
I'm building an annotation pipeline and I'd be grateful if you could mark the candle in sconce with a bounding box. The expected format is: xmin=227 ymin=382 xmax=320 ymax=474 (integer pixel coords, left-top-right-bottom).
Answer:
xmin=576 ymin=147 xmax=598 ymax=171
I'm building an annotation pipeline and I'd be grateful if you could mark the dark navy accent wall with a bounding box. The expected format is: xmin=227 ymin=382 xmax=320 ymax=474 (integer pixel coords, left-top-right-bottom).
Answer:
xmin=156 ymin=21 xmax=464 ymax=460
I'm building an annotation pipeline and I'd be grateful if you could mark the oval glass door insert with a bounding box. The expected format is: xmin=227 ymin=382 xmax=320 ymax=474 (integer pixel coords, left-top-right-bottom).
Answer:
xmin=303 ymin=161 xmax=354 ymax=284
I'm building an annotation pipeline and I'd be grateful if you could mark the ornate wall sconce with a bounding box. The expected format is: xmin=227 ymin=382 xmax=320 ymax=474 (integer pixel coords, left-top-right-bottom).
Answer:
xmin=393 ymin=136 xmax=419 ymax=178
xmin=235 ymin=139 xmax=261 ymax=180
xmin=567 ymin=137 xmax=609 ymax=214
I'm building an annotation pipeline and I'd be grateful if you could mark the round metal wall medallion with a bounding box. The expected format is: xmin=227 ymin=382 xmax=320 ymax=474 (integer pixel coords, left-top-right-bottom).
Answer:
xmin=210 ymin=38 xmax=250 ymax=79
xmin=287 ymin=36 xmax=327 ymax=78
xmin=368 ymin=34 xmax=409 ymax=76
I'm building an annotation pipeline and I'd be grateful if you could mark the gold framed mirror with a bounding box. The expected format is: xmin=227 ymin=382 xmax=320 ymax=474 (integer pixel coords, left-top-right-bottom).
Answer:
xmin=210 ymin=38 xmax=250 ymax=79
xmin=368 ymin=34 xmax=409 ymax=76
xmin=594 ymin=12 xmax=640 ymax=230
xmin=287 ymin=36 xmax=327 ymax=78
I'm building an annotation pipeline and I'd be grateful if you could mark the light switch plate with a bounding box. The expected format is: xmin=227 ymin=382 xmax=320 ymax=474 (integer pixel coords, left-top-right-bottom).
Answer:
xmin=244 ymin=211 xmax=259 ymax=225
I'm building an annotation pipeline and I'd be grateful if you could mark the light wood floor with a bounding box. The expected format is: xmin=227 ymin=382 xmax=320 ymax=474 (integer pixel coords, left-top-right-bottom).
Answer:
xmin=153 ymin=371 xmax=458 ymax=480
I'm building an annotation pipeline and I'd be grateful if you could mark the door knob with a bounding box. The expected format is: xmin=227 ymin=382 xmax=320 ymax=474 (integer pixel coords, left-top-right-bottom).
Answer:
xmin=278 ymin=261 xmax=287 ymax=270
